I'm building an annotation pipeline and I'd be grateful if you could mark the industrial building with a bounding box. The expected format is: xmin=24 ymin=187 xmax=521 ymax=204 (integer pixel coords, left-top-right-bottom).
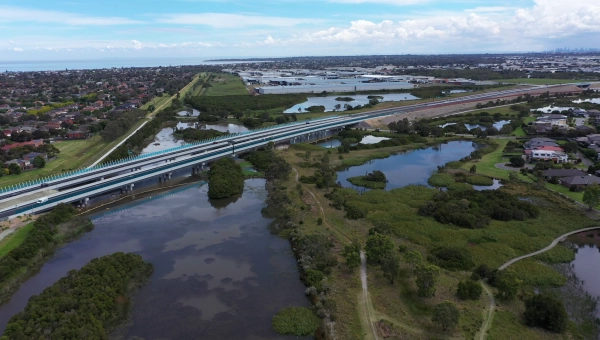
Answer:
xmin=256 ymin=81 xmax=414 ymax=94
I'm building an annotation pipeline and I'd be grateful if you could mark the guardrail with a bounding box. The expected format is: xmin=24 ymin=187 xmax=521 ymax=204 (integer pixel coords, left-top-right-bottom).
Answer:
xmin=5 ymin=114 xmax=370 ymax=216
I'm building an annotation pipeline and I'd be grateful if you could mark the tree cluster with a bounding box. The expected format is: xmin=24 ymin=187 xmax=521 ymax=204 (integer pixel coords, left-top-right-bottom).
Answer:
xmin=102 ymin=104 xmax=179 ymax=162
xmin=99 ymin=109 xmax=146 ymax=141
xmin=0 ymin=204 xmax=84 ymax=289
xmin=185 ymin=94 xmax=307 ymax=115
xmin=175 ymin=128 xmax=225 ymax=142
xmin=1 ymin=252 xmax=153 ymax=340
xmin=299 ymin=154 xmax=338 ymax=189
xmin=457 ymin=280 xmax=482 ymax=300
xmin=419 ymin=189 xmax=539 ymax=229
xmin=207 ymin=157 xmax=244 ymax=199
xmin=428 ymin=246 xmax=474 ymax=271
xmin=524 ymin=294 xmax=568 ymax=333
xmin=245 ymin=147 xmax=291 ymax=180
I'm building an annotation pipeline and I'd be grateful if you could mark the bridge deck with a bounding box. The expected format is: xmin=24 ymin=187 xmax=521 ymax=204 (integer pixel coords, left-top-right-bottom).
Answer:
xmin=0 ymin=190 xmax=58 ymax=211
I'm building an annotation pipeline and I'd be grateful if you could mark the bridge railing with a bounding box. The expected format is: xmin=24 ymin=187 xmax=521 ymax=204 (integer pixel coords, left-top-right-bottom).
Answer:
xmin=7 ymin=113 xmax=373 ymax=215
xmin=0 ymin=114 xmax=341 ymax=195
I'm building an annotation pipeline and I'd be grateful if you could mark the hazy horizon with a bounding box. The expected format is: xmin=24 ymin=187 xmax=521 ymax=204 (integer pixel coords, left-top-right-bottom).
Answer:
xmin=1 ymin=0 xmax=599 ymax=62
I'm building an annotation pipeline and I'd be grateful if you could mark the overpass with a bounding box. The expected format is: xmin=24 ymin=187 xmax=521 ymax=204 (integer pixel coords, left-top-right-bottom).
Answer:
xmin=0 ymin=85 xmax=561 ymax=218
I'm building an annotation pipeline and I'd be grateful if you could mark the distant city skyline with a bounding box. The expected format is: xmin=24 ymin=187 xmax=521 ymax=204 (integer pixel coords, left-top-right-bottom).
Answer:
xmin=1 ymin=0 xmax=599 ymax=61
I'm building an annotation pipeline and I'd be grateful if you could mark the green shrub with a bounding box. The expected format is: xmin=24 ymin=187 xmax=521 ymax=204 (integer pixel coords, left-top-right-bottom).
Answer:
xmin=533 ymin=245 xmax=575 ymax=264
xmin=466 ymin=175 xmax=494 ymax=186
xmin=429 ymin=246 xmax=474 ymax=271
xmin=272 ymin=307 xmax=321 ymax=336
xmin=457 ymin=279 xmax=482 ymax=300
xmin=208 ymin=158 xmax=244 ymax=199
xmin=428 ymin=173 xmax=455 ymax=187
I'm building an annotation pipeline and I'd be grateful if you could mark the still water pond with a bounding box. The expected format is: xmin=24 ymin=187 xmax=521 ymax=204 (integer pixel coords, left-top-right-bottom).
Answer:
xmin=337 ymin=141 xmax=476 ymax=190
xmin=142 ymin=123 xmax=250 ymax=154
xmin=0 ymin=179 xmax=309 ymax=339
xmin=567 ymin=231 xmax=600 ymax=318
xmin=285 ymin=93 xmax=419 ymax=113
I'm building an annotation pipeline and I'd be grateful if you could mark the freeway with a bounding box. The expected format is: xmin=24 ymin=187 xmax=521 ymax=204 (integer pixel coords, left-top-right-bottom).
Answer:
xmin=0 ymin=84 xmax=563 ymax=218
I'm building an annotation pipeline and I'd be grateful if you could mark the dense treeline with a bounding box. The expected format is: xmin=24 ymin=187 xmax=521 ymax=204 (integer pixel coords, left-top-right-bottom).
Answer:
xmin=419 ymin=190 xmax=539 ymax=228
xmin=100 ymin=109 xmax=146 ymax=141
xmin=185 ymin=94 xmax=307 ymax=114
xmin=244 ymin=144 xmax=291 ymax=180
xmin=402 ymin=68 xmax=600 ymax=81
xmin=1 ymin=252 xmax=153 ymax=340
xmin=103 ymin=104 xmax=179 ymax=162
xmin=0 ymin=204 xmax=93 ymax=301
xmin=208 ymin=157 xmax=244 ymax=199
xmin=175 ymin=128 xmax=225 ymax=142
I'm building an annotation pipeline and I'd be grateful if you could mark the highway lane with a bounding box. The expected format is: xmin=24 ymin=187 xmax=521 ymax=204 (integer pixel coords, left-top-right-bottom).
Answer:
xmin=0 ymin=112 xmax=382 ymax=217
xmin=0 ymin=84 xmax=552 ymax=214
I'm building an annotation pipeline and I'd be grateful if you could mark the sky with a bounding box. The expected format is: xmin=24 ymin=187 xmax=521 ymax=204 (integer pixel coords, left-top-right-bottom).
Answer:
xmin=0 ymin=0 xmax=599 ymax=61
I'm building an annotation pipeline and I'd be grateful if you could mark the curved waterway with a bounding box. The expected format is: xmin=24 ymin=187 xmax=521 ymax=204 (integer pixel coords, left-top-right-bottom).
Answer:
xmin=337 ymin=141 xmax=476 ymax=190
xmin=0 ymin=179 xmax=309 ymax=339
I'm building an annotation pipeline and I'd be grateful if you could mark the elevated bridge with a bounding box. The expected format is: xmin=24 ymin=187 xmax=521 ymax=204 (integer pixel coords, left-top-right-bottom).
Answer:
xmin=0 ymin=85 xmax=556 ymax=218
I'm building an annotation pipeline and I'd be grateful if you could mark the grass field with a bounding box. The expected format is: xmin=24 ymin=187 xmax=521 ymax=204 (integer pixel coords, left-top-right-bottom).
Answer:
xmin=0 ymin=222 xmax=34 ymax=258
xmin=498 ymin=78 xmax=590 ymax=85
xmin=277 ymin=141 xmax=594 ymax=340
xmin=205 ymin=74 xmax=248 ymax=96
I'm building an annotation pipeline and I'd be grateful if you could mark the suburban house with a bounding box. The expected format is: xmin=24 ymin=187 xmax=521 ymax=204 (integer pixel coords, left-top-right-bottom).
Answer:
xmin=22 ymin=152 xmax=48 ymax=161
xmin=66 ymin=131 xmax=88 ymax=139
xmin=525 ymin=147 xmax=568 ymax=163
xmin=535 ymin=114 xmax=568 ymax=127
xmin=524 ymin=138 xmax=559 ymax=149
xmin=4 ymin=158 xmax=30 ymax=170
xmin=560 ymin=175 xmax=600 ymax=190
xmin=542 ymin=169 xmax=586 ymax=180
xmin=0 ymin=139 xmax=44 ymax=151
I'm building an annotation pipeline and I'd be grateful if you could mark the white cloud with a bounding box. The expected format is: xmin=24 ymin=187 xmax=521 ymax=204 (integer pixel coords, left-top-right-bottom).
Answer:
xmin=131 ymin=40 xmax=143 ymax=50
xmin=0 ymin=6 xmax=142 ymax=25
xmin=158 ymin=13 xmax=320 ymax=29
xmin=13 ymin=47 xmax=23 ymax=52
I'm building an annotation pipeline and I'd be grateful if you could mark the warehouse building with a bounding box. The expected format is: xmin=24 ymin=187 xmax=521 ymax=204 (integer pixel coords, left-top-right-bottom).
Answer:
xmin=257 ymin=81 xmax=414 ymax=94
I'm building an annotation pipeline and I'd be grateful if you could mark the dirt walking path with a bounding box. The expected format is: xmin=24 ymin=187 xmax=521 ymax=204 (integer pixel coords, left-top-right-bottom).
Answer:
xmin=478 ymin=226 xmax=600 ymax=339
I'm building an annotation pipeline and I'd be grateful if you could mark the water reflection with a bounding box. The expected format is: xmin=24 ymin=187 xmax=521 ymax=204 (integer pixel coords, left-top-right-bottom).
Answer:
xmin=177 ymin=109 xmax=200 ymax=117
xmin=472 ymin=179 xmax=503 ymax=191
xmin=141 ymin=127 xmax=185 ymax=154
xmin=0 ymin=180 xmax=309 ymax=339
xmin=285 ymin=93 xmax=419 ymax=113
xmin=337 ymin=141 xmax=475 ymax=190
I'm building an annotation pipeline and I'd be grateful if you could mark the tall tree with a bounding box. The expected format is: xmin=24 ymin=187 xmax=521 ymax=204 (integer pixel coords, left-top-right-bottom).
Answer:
xmin=365 ymin=234 xmax=394 ymax=264
xmin=403 ymin=250 xmax=423 ymax=270
xmin=414 ymin=264 xmax=440 ymax=298
xmin=524 ymin=294 xmax=568 ymax=333
xmin=495 ymin=269 xmax=521 ymax=300
xmin=342 ymin=244 xmax=360 ymax=271
xmin=583 ymin=184 xmax=600 ymax=210
xmin=381 ymin=253 xmax=400 ymax=284
xmin=432 ymin=301 xmax=460 ymax=331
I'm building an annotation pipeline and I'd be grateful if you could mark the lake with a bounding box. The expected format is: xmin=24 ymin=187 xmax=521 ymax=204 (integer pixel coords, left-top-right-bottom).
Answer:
xmin=315 ymin=135 xmax=390 ymax=149
xmin=439 ymin=120 xmax=511 ymax=131
xmin=0 ymin=179 xmax=309 ymax=339
xmin=336 ymin=141 xmax=476 ymax=190
xmin=142 ymin=123 xmax=249 ymax=154
xmin=284 ymin=93 xmax=419 ymax=113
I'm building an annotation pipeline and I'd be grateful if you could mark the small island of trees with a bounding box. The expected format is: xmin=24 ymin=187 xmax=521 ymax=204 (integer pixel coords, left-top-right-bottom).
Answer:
xmin=347 ymin=170 xmax=388 ymax=189
xmin=208 ymin=157 xmax=245 ymax=199
xmin=1 ymin=252 xmax=153 ymax=340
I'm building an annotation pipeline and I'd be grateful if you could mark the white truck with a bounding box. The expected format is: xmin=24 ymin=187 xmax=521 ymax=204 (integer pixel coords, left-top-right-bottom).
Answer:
xmin=36 ymin=197 xmax=49 ymax=204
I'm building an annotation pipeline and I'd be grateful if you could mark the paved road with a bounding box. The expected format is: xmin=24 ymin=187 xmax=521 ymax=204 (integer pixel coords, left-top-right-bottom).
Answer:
xmin=498 ymin=226 xmax=600 ymax=270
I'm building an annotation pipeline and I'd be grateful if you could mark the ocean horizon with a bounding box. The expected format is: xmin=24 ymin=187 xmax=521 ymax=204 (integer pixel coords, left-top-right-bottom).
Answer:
xmin=0 ymin=58 xmax=262 ymax=72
